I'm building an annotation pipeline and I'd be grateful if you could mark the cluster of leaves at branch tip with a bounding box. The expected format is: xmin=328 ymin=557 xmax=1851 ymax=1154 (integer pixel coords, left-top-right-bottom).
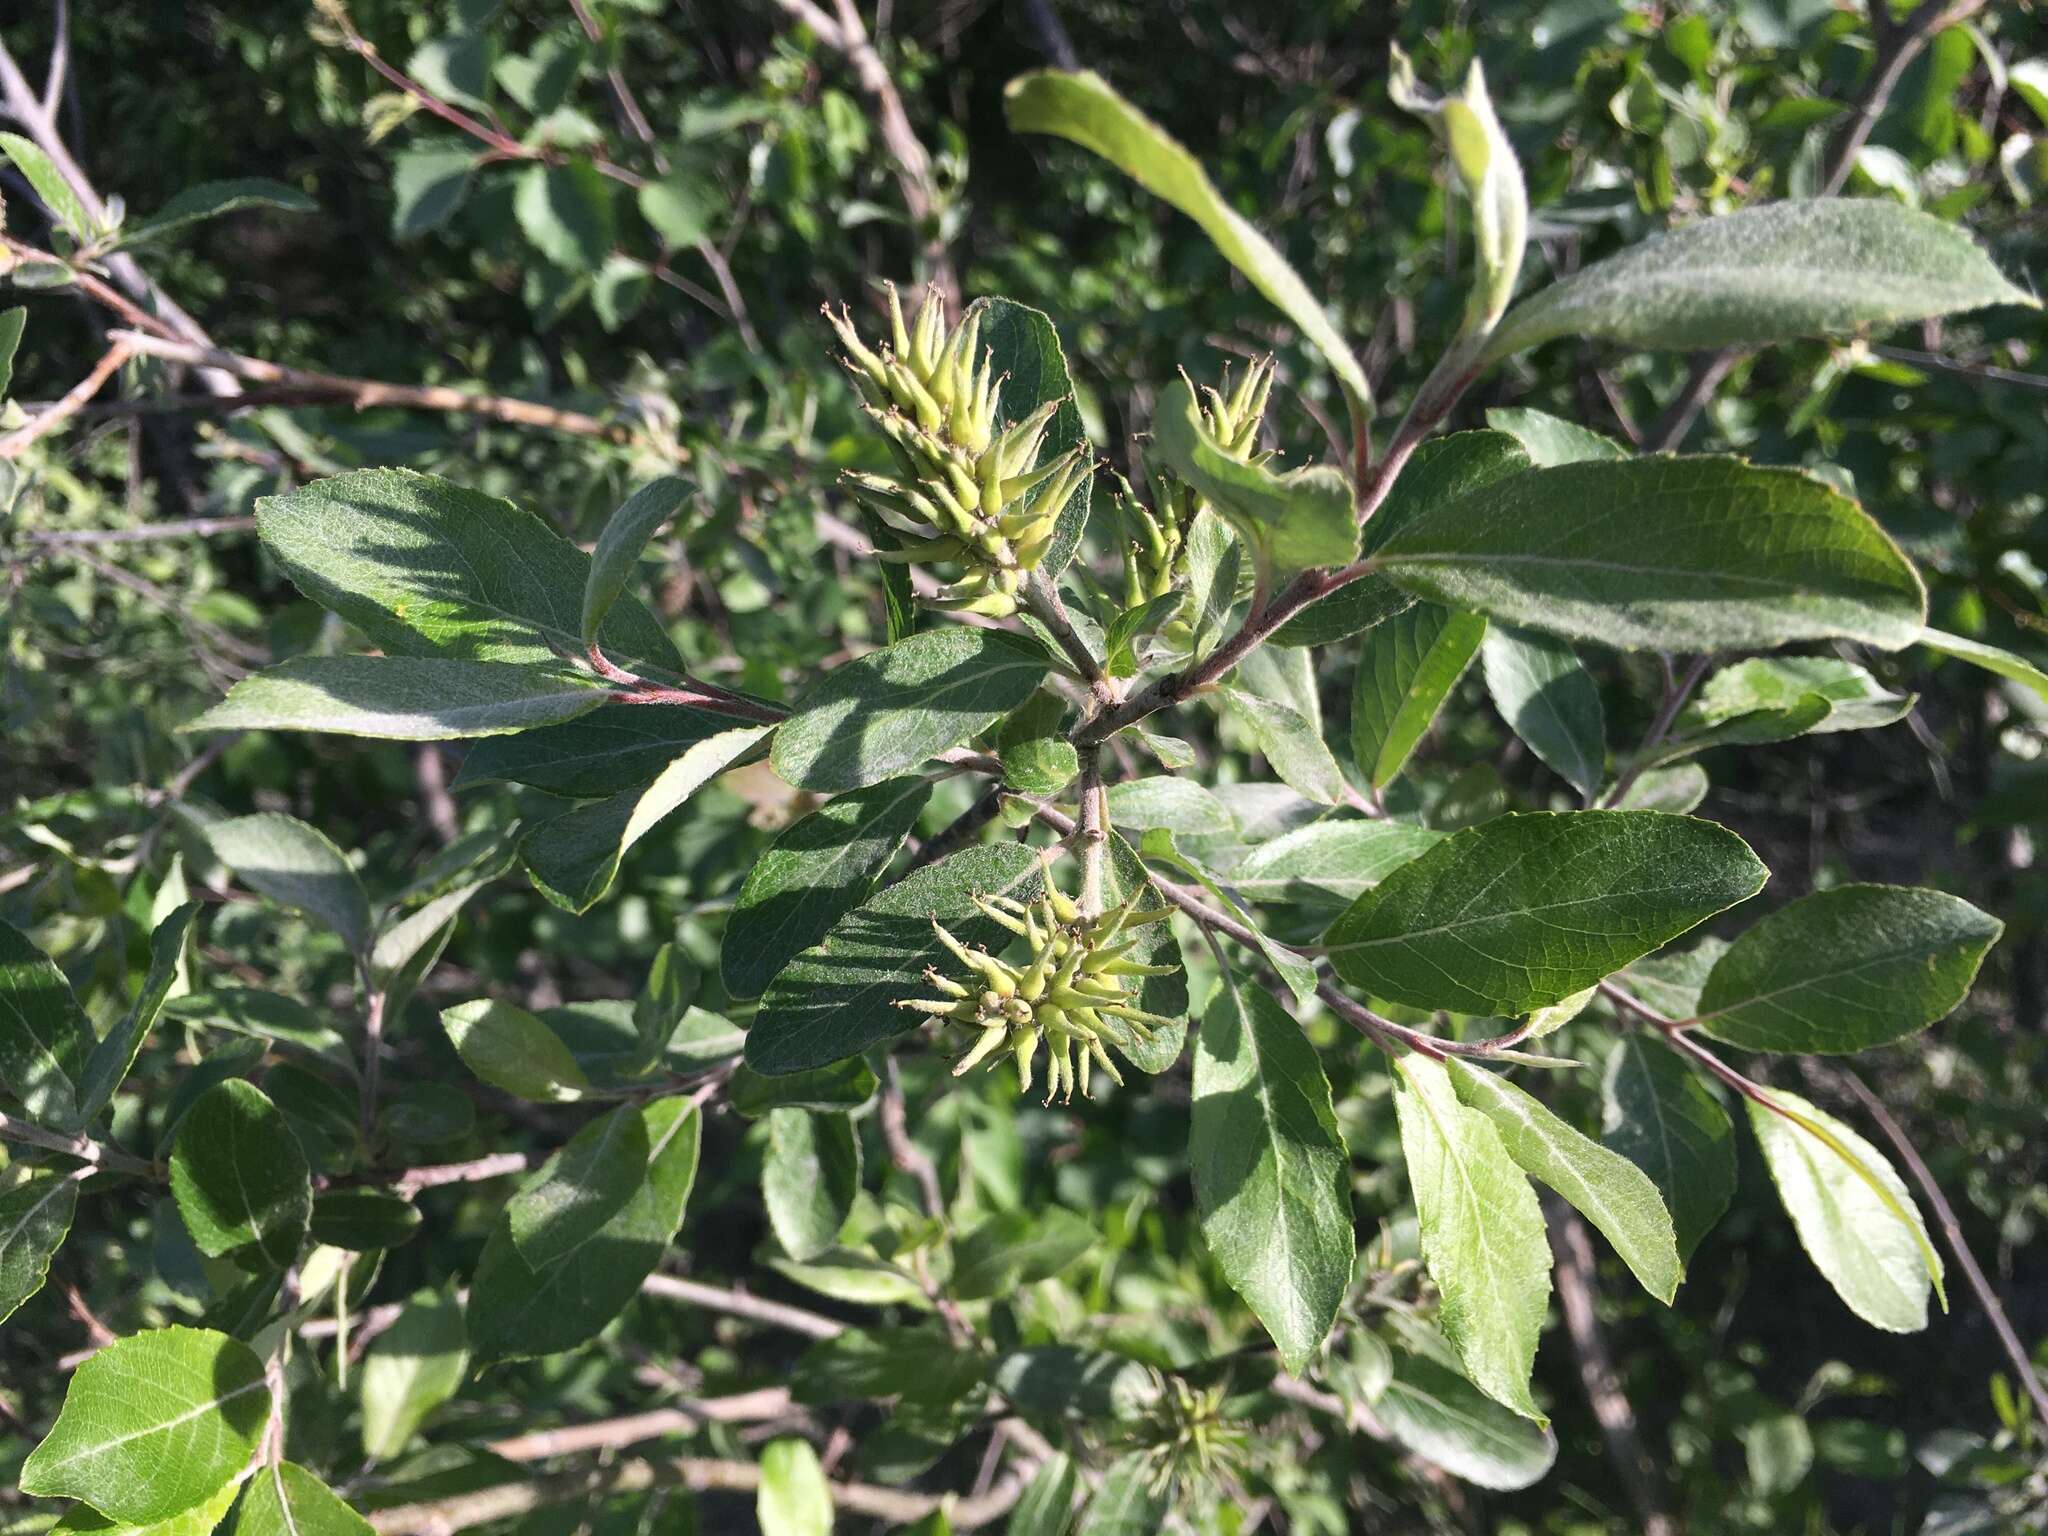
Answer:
xmin=897 ymin=865 xmax=1181 ymax=1101
xmin=827 ymin=282 xmax=1088 ymax=615
xmin=1118 ymin=354 xmax=1273 ymax=623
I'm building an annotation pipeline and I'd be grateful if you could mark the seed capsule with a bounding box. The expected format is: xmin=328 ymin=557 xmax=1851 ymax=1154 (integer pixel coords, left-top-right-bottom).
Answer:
xmin=892 ymin=877 xmax=1183 ymax=1103
xmin=828 ymin=284 xmax=1091 ymax=619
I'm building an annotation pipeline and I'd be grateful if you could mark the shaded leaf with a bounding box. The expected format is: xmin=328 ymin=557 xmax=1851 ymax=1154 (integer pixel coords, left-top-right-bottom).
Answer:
xmin=169 ymin=1079 xmax=312 ymax=1268
xmin=1190 ymin=966 xmax=1352 ymax=1373
xmin=1748 ymin=1090 xmax=1942 ymax=1332
xmin=1697 ymin=885 xmax=2001 ymax=1053
xmin=185 ymin=657 xmax=607 ymax=741
xmin=1393 ymin=1054 xmax=1551 ymax=1421
xmin=1376 ymin=457 xmax=1927 ymax=652
xmin=1600 ymin=1033 xmax=1736 ymax=1262
xmin=520 ymin=724 xmax=771 ymax=913
xmin=20 ymin=1326 xmax=269 ymax=1523
xmin=772 ymin=629 xmax=1048 ymax=792
xmin=763 ymin=1108 xmax=861 ymax=1262
xmin=1351 ymin=605 xmax=1487 ymax=787
xmin=1482 ymin=625 xmax=1605 ymax=800
xmin=1324 ymin=812 xmax=1766 ymax=1014
xmin=1448 ymin=1060 xmax=1681 ymax=1302
xmin=1483 ymin=199 xmax=2036 ymax=365
xmin=206 ymin=815 xmax=369 ymax=954
xmin=746 ymin=842 xmax=1045 ymax=1075
xmin=1005 ymin=71 xmax=1370 ymax=408
xmin=722 ymin=776 xmax=932 ymax=999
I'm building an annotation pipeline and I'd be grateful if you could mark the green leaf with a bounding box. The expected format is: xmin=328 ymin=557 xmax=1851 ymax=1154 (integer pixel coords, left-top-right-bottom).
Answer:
xmin=168 ymin=1080 xmax=311 ymax=1268
xmin=206 ymin=814 xmax=369 ymax=954
xmin=1374 ymin=1339 xmax=1558 ymax=1490
xmin=1374 ymin=456 xmax=1927 ymax=653
xmin=997 ymin=690 xmax=1080 ymax=796
xmin=466 ymin=1095 xmax=701 ymax=1364
xmin=1104 ymin=776 xmax=1234 ymax=838
xmin=772 ymin=629 xmax=1047 ymax=792
xmin=0 ymin=919 xmax=94 ymax=1128
xmin=1267 ymin=576 xmax=1415 ymax=649
xmin=747 ymin=843 xmax=1045 ymax=1075
xmin=1748 ymin=1090 xmax=1942 ymax=1332
xmin=369 ymin=865 xmax=501 ymax=994
xmin=729 ymin=1057 xmax=878 ymax=1117
xmin=1612 ymin=763 xmax=1710 ymax=814
xmin=185 ymin=657 xmax=607 ymax=741
xmin=508 ymin=1104 xmax=651 ymax=1268
xmin=1351 ymin=605 xmax=1487 ymax=787
xmin=763 ymin=1108 xmax=861 ymax=1262
xmin=1189 ymin=966 xmax=1353 ymax=1373
xmin=1483 ymin=407 xmax=1629 ymax=467
xmin=1228 ymin=820 xmax=1445 ymax=910
xmin=521 ymin=724 xmax=772 ymax=913
xmin=1153 ymin=376 xmax=1358 ymax=582
xmin=20 ymin=1326 xmax=269 ymax=1523
xmin=236 ymin=1463 xmax=373 ymax=1536
xmin=78 ymin=903 xmax=201 ymax=1123
xmin=0 ymin=1170 xmax=79 ymax=1325
xmin=757 ymin=1437 xmax=833 ymax=1536
xmin=638 ymin=170 xmax=713 ymax=245
xmin=1005 ymin=70 xmax=1371 ymax=411
xmin=1390 ymin=49 xmax=1527 ymax=335
xmin=309 ymin=1189 xmax=421 ymax=1252
xmin=1075 ymin=1456 xmax=1168 ymax=1535
xmin=1745 ymin=1412 xmax=1815 ymax=1497
xmin=583 ymin=477 xmax=693 ymax=648
xmin=1600 ymin=1033 xmax=1736 ymax=1262
xmin=973 ymin=297 xmax=1093 ymax=577
xmin=1139 ymin=830 xmax=1317 ymax=1006
xmin=123 ymin=179 xmax=315 ymax=245
xmin=722 ymin=776 xmax=933 ymax=999
xmin=1481 ymin=626 xmax=1605 ymax=801
xmin=1324 ymin=812 xmax=1767 ymax=1014
xmin=440 ymin=999 xmax=590 ymax=1101
xmin=1695 ymin=885 xmax=2001 ymax=1053
xmin=359 ymin=1288 xmax=467 ymax=1459
xmin=1447 ymin=1060 xmax=1681 ymax=1302
xmin=453 ymin=703 xmax=739 ymax=797
xmin=1693 ymin=656 xmax=1911 ymax=736
xmin=991 ymin=1346 xmax=1162 ymax=1423
xmin=1483 ymin=199 xmax=2036 ymax=366
xmin=1216 ymin=688 xmax=1346 ymax=806
xmin=1273 ymin=432 xmax=1529 ymax=647
xmin=952 ymin=1208 xmax=1095 ymax=1300
xmin=390 ymin=143 xmax=475 ymax=238
xmin=514 ymin=160 xmax=613 ymax=269
xmin=1007 ymin=1453 xmax=1081 ymax=1536
xmin=793 ymin=1324 xmax=979 ymax=1406
xmin=0 ymin=306 xmax=27 ymax=398
xmin=0 ymin=131 xmax=94 ymax=238
xmin=1392 ymin=1053 xmax=1551 ymax=1421
xmin=48 ymin=1479 xmax=239 ymax=1536
xmin=255 ymin=468 xmax=680 ymax=673
xmin=1921 ymin=626 xmax=2048 ymax=706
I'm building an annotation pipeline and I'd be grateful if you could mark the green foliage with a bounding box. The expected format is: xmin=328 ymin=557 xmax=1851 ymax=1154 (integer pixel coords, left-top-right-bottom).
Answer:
xmin=5 ymin=4 xmax=2046 ymax=1531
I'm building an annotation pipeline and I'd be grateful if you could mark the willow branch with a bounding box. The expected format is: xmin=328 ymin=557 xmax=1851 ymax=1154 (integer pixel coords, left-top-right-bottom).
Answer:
xmin=0 ymin=1111 xmax=155 ymax=1178
xmin=366 ymin=1451 xmax=1032 ymax=1535
xmin=0 ymin=340 xmax=131 ymax=458
xmin=107 ymin=330 xmax=639 ymax=445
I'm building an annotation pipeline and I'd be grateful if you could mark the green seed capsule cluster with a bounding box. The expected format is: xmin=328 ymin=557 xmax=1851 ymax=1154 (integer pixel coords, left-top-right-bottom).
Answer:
xmin=896 ymin=879 xmax=1178 ymax=1102
xmin=827 ymin=285 xmax=1089 ymax=618
xmin=1121 ymin=356 xmax=1277 ymax=613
